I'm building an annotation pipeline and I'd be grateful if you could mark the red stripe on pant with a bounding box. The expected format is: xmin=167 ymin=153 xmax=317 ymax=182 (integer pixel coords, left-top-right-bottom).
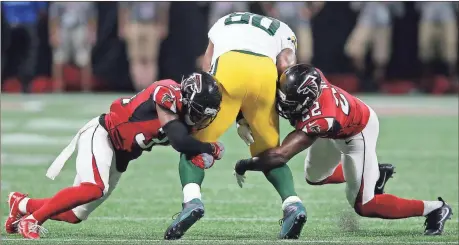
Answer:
xmin=353 ymin=177 xmax=424 ymax=219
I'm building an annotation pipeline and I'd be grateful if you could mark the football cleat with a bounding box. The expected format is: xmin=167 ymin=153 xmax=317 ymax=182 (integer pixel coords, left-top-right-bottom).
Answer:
xmin=17 ymin=216 xmax=47 ymax=239
xmin=424 ymin=197 xmax=453 ymax=236
xmin=5 ymin=192 xmax=28 ymax=234
xmin=279 ymin=202 xmax=307 ymax=239
xmin=374 ymin=163 xmax=395 ymax=195
xmin=164 ymin=198 xmax=204 ymax=240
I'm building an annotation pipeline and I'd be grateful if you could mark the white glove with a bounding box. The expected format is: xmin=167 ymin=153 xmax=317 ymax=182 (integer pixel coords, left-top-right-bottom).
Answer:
xmin=236 ymin=119 xmax=254 ymax=146
xmin=233 ymin=171 xmax=246 ymax=188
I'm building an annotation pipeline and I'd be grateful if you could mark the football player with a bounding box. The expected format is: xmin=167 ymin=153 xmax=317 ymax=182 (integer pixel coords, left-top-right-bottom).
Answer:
xmin=165 ymin=12 xmax=307 ymax=240
xmin=234 ymin=64 xmax=453 ymax=235
xmin=5 ymin=72 xmax=225 ymax=239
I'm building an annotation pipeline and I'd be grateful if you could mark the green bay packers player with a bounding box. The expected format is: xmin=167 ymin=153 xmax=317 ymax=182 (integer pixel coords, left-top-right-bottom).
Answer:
xmin=164 ymin=12 xmax=306 ymax=240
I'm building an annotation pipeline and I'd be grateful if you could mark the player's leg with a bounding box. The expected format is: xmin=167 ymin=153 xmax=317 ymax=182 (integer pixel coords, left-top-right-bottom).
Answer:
xmin=371 ymin=26 xmax=391 ymax=84
xmin=74 ymin=25 xmax=92 ymax=92
xmin=18 ymin=122 xmax=115 ymax=239
xmin=418 ymin=21 xmax=436 ymax=92
xmin=179 ymin=62 xmax=243 ymax=197
xmin=51 ymin=27 xmax=70 ymax=92
xmin=241 ymin=55 xmax=305 ymax=239
xmin=304 ymin=138 xmax=344 ymax=186
xmin=15 ymin=176 xmax=85 ymax=224
xmin=167 ymin=52 xmax=244 ymax=240
xmin=336 ymin=108 xmax=452 ymax=234
xmin=441 ymin=20 xmax=458 ymax=82
xmin=344 ymin=23 xmax=371 ymax=72
xmin=71 ymin=164 xmax=122 ymax=222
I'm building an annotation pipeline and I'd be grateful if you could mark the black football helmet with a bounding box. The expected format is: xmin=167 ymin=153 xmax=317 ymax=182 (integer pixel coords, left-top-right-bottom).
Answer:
xmin=276 ymin=64 xmax=323 ymax=120
xmin=181 ymin=72 xmax=222 ymax=130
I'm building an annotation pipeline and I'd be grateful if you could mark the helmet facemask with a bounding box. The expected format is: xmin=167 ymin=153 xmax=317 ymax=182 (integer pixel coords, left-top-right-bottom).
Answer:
xmin=276 ymin=89 xmax=312 ymax=120
xmin=276 ymin=68 xmax=323 ymax=121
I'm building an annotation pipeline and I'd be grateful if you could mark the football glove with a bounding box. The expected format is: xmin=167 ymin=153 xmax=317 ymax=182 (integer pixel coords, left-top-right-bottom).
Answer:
xmin=191 ymin=153 xmax=215 ymax=169
xmin=233 ymin=171 xmax=246 ymax=188
xmin=234 ymin=158 xmax=251 ymax=188
xmin=236 ymin=119 xmax=254 ymax=146
xmin=210 ymin=142 xmax=225 ymax=160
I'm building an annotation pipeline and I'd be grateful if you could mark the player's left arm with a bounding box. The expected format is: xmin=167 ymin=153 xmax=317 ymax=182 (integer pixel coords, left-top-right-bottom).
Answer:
xmin=276 ymin=48 xmax=297 ymax=76
xmin=235 ymin=129 xmax=317 ymax=174
xmin=276 ymin=24 xmax=298 ymax=75
xmin=201 ymin=40 xmax=214 ymax=72
xmin=154 ymin=86 xmax=221 ymax=158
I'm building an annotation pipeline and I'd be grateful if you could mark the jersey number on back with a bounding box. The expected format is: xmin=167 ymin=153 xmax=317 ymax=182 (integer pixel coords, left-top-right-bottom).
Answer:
xmin=122 ymin=89 xmax=145 ymax=105
xmin=331 ymin=87 xmax=349 ymax=115
xmin=302 ymin=89 xmax=350 ymax=121
xmin=224 ymin=12 xmax=280 ymax=36
xmin=135 ymin=131 xmax=168 ymax=150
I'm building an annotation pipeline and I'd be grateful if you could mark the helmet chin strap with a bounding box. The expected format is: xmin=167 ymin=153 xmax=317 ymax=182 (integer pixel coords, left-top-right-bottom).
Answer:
xmin=184 ymin=114 xmax=195 ymax=126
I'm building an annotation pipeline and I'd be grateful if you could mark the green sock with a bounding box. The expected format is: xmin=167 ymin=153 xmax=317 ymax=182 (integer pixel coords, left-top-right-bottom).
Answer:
xmin=179 ymin=154 xmax=205 ymax=187
xmin=264 ymin=164 xmax=298 ymax=202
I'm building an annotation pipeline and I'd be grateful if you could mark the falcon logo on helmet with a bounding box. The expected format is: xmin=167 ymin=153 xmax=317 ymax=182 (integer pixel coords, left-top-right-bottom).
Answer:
xmin=276 ymin=64 xmax=324 ymax=120
xmin=180 ymin=72 xmax=222 ymax=130
xmin=297 ymin=75 xmax=319 ymax=97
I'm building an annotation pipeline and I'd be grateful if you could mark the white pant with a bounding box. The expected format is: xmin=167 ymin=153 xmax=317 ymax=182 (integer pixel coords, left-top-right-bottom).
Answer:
xmin=48 ymin=117 xmax=122 ymax=220
xmin=304 ymin=107 xmax=380 ymax=207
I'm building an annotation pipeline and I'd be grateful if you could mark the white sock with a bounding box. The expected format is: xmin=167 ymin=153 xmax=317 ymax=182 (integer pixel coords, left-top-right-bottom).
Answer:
xmin=183 ymin=183 xmax=202 ymax=203
xmin=282 ymin=196 xmax=302 ymax=210
xmin=423 ymin=201 xmax=443 ymax=216
xmin=25 ymin=214 xmax=37 ymax=221
xmin=18 ymin=197 xmax=30 ymax=215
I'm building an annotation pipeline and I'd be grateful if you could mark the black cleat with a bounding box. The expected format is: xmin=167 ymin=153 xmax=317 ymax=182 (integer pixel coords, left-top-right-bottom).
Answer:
xmin=374 ymin=163 xmax=395 ymax=195
xmin=164 ymin=198 xmax=204 ymax=240
xmin=424 ymin=197 xmax=453 ymax=236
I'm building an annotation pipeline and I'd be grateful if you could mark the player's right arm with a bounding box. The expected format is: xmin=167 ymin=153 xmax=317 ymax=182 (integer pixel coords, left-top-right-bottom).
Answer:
xmin=234 ymin=129 xmax=317 ymax=174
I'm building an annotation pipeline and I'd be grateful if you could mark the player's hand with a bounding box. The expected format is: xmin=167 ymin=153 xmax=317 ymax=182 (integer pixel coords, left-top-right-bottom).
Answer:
xmin=210 ymin=142 xmax=225 ymax=160
xmin=233 ymin=170 xmax=246 ymax=188
xmin=191 ymin=153 xmax=215 ymax=169
xmin=233 ymin=159 xmax=249 ymax=188
xmin=237 ymin=119 xmax=254 ymax=146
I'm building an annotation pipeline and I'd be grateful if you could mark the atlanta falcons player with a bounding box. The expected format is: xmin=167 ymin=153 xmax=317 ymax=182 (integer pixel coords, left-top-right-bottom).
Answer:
xmin=5 ymin=72 xmax=224 ymax=239
xmin=234 ymin=64 xmax=453 ymax=236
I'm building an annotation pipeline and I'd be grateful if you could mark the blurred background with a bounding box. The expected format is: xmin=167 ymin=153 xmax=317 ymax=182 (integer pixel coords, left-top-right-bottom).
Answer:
xmin=1 ymin=3 xmax=458 ymax=241
xmin=1 ymin=1 xmax=458 ymax=94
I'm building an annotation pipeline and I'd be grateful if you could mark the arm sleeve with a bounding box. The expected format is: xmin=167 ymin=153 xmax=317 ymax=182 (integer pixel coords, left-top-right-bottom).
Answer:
xmin=162 ymin=119 xmax=214 ymax=156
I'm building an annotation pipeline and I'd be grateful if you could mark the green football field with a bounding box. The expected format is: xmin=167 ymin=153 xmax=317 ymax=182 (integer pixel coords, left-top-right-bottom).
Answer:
xmin=1 ymin=94 xmax=458 ymax=245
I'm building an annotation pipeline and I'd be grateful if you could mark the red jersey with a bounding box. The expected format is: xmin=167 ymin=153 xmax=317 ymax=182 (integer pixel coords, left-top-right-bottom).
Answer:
xmin=295 ymin=73 xmax=370 ymax=139
xmin=103 ymin=79 xmax=183 ymax=155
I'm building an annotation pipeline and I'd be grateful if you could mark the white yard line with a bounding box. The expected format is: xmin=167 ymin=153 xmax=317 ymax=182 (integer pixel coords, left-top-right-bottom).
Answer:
xmin=86 ymin=216 xmax=459 ymax=223
xmin=1 ymin=238 xmax=457 ymax=244
xmin=109 ymin=198 xmax=459 ymax=207
xmin=1 ymin=153 xmax=55 ymax=166
xmin=2 ymin=214 xmax=458 ymax=224
xmin=24 ymin=118 xmax=88 ymax=131
xmin=0 ymin=134 xmax=73 ymax=146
